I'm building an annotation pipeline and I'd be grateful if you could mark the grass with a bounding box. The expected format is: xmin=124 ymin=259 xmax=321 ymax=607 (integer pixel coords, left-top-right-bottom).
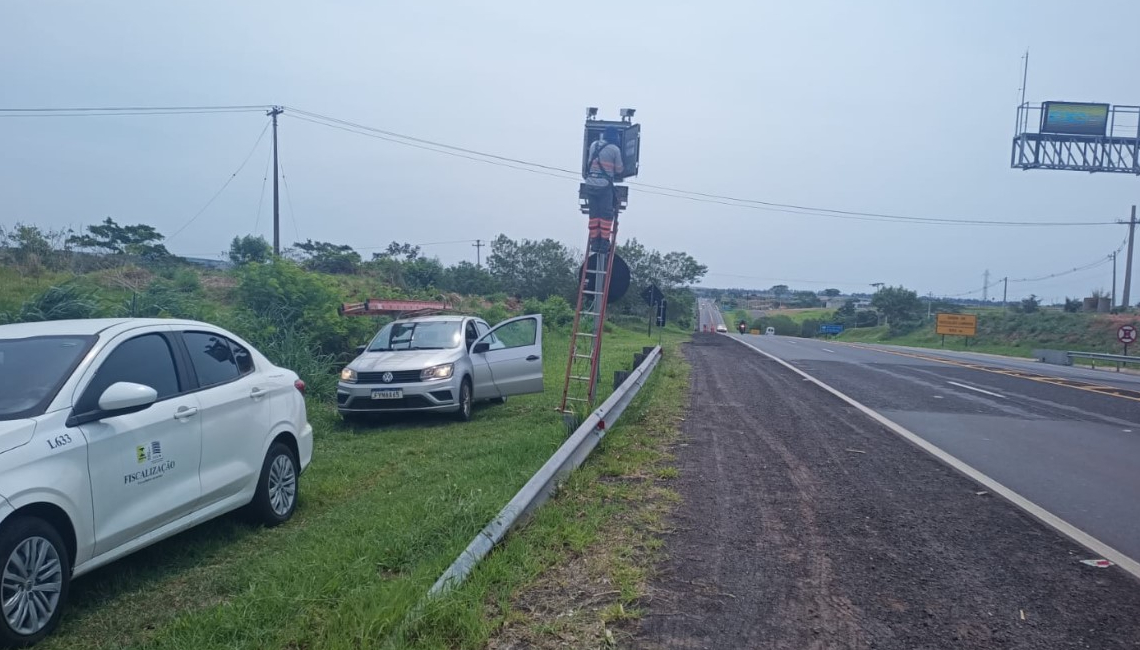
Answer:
xmin=39 ymin=324 xmax=688 ymax=650
xmin=835 ymin=310 xmax=1140 ymax=364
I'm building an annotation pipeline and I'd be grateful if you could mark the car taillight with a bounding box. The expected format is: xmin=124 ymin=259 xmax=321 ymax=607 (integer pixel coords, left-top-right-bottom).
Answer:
xmin=294 ymin=379 xmax=306 ymax=394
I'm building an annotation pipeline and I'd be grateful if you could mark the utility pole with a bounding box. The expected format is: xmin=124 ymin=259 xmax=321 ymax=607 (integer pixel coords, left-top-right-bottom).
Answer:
xmin=268 ymin=106 xmax=284 ymax=256
xmin=983 ymin=269 xmax=990 ymax=302
xmin=472 ymin=239 xmax=484 ymax=267
xmin=1124 ymin=205 xmax=1137 ymax=310
xmin=1002 ymin=277 xmax=1008 ymax=311
xmin=1112 ymin=251 xmax=1118 ymax=308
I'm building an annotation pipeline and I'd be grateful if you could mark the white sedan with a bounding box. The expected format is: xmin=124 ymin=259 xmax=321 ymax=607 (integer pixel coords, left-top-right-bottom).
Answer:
xmin=0 ymin=318 xmax=313 ymax=646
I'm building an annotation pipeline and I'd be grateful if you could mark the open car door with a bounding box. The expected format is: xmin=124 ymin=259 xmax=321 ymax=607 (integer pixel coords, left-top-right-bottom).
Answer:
xmin=471 ymin=314 xmax=543 ymax=397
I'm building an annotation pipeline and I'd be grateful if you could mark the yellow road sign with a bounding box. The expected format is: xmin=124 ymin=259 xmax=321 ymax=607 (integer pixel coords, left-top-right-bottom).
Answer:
xmin=936 ymin=313 xmax=977 ymax=337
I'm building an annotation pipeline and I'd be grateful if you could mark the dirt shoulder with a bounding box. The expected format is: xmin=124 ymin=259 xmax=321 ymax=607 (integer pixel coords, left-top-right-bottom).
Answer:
xmin=634 ymin=334 xmax=1140 ymax=650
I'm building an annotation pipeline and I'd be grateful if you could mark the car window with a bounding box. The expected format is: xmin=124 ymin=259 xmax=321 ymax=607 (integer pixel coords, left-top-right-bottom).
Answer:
xmin=465 ymin=321 xmax=478 ymax=349
xmin=229 ymin=338 xmax=254 ymax=375
xmin=475 ymin=321 xmax=490 ymax=337
xmin=183 ymin=331 xmax=242 ymax=387
xmin=0 ymin=335 xmax=95 ymax=421
xmin=368 ymin=320 xmax=462 ymax=351
xmin=76 ymin=334 xmax=180 ymax=413
xmin=489 ymin=317 xmax=537 ymax=350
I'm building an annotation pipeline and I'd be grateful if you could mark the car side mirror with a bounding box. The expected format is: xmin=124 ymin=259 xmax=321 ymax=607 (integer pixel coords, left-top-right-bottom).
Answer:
xmin=98 ymin=382 xmax=159 ymax=414
xmin=356 ymin=345 xmax=367 ymax=355
xmin=472 ymin=341 xmax=490 ymax=354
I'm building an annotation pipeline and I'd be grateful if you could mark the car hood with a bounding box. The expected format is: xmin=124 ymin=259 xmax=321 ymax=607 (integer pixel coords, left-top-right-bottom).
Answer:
xmin=351 ymin=349 xmax=460 ymax=372
xmin=0 ymin=419 xmax=36 ymax=456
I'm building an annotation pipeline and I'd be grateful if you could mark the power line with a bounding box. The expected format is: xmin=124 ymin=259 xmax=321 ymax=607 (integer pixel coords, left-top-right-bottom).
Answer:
xmin=253 ymin=144 xmax=272 ymax=234
xmin=167 ymin=118 xmax=272 ymax=242
xmin=277 ymin=157 xmax=300 ymax=243
xmin=0 ymin=105 xmax=268 ymax=114
xmin=5 ymin=103 xmax=1125 ymax=228
xmin=284 ymin=112 xmax=579 ymax=183
xmin=283 ymin=106 xmax=1119 ymax=228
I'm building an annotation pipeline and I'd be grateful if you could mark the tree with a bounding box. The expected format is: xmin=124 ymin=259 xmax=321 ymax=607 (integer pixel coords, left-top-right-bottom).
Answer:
xmin=769 ymin=285 xmax=789 ymax=299
xmin=0 ymin=223 xmax=74 ymax=272
xmin=68 ymin=217 xmax=171 ymax=259
xmin=228 ymin=235 xmax=272 ymax=266
xmin=834 ymin=300 xmax=857 ymax=327
xmin=871 ymin=285 xmax=923 ymax=335
xmin=821 ymin=288 xmax=841 ymax=297
xmin=790 ymin=290 xmax=820 ymax=308
xmin=1020 ymin=294 xmax=1040 ymax=314
xmin=373 ymin=241 xmax=422 ymax=262
xmin=291 ymin=239 xmax=361 ymax=275
xmin=402 ymin=257 xmax=445 ymax=291
xmin=442 ymin=261 xmax=499 ymax=295
xmin=486 ymin=234 xmax=577 ymax=300
xmin=1063 ymin=297 xmax=1081 ymax=313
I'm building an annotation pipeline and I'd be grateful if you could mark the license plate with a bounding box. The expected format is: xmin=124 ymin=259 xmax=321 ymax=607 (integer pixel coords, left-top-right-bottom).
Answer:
xmin=371 ymin=389 xmax=402 ymax=400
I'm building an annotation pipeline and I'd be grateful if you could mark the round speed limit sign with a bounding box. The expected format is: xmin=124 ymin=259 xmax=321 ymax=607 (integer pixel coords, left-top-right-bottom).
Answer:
xmin=1119 ymin=325 xmax=1138 ymax=345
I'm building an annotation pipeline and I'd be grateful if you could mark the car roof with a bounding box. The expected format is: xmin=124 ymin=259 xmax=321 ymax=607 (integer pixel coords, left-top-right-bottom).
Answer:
xmin=0 ymin=318 xmax=227 ymax=339
xmin=397 ymin=315 xmax=472 ymax=323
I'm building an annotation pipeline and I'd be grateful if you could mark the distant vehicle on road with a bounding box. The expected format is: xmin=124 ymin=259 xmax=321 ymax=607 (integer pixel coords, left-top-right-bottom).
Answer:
xmin=715 ymin=324 xmax=728 ymax=333
xmin=0 ymin=318 xmax=312 ymax=647
xmin=338 ymin=314 xmax=544 ymax=422
xmin=765 ymin=327 xmax=776 ymax=336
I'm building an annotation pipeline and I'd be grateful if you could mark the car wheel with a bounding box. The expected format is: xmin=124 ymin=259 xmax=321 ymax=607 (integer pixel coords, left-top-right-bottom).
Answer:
xmin=0 ymin=517 xmax=70 ymax=648
xmin=455 ymin=378 xmax=473 ymax=422
xmin=248 ymin=443 xmax=299 ymax=527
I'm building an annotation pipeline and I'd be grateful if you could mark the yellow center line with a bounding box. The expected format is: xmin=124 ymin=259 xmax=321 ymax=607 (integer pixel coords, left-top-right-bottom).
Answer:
xmin=839 ymin=343 xmax=1140 ymax=403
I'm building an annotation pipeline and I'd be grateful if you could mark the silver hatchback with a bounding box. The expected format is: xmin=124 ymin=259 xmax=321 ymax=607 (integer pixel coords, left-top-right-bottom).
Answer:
xmin=336 ymin=314 xmax=544 ymax=422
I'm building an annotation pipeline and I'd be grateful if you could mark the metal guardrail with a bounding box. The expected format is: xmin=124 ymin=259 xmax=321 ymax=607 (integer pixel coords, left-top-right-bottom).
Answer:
xmin=428 ymin=345 xmax=664 ymax=596
xmin=1035 ymin=349 xmax=1140 ymax=368
xmin=1067 ymin=351 xmax=1140 ymax=365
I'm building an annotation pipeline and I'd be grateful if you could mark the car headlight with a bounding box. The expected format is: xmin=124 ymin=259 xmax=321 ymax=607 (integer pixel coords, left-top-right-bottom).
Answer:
xmin=421 ymin=363 xmax=454 ymax=381
xmin=340 ymin=368 xmax=358 ymax=382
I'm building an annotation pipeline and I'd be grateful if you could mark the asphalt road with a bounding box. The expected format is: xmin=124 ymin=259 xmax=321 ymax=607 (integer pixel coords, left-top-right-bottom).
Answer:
xmin=638 ymin=336 xmax=1140 ymax=649
xmin=697 ymin=298 xmax=725 ymax=332
xmin=732 ymin=331 xmax=1140 ymax=564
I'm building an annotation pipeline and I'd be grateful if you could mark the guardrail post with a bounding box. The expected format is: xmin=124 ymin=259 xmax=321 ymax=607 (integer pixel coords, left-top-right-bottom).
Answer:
xmin=633 ymin=352 xmax=646 ymax=368
xmin=614 ymin=370 xmax=630 ymax=390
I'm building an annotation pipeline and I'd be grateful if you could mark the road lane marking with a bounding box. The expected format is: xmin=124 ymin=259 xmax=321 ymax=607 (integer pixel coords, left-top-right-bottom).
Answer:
xmin=841 ymin=343 xmax=1140 ymax=403
xmin=727 ymin=335 xmax=1140 ymax=581
xmin=822 ymin=348 xmax=835 ymax=354
xmin=946 ymin=381 xmax=1006 ymax=399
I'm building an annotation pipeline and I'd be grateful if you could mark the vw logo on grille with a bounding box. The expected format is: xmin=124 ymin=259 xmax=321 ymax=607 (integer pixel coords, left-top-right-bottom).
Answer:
xmin=382 ymin=372 xmax=394 ymax=383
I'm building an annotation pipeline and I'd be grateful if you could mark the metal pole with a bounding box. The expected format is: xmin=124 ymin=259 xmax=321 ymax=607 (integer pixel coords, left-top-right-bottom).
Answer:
xmin=1112 ymin=251 xmax=1118 ymax=309
xmin=268 ymin=106 xmax=283 ymax=256
xmin=1020 ymin=50 xmax=1029 ymax=133
xmin=1124 ymin=205 xmax=1137 ymax=310
xmin=1003 ymin=277 xmax=1008 ymax=311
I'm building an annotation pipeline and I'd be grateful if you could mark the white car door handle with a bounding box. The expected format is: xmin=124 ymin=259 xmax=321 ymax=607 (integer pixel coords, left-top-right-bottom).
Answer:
xmin=526 ymin=355 xmax=539 ymax=361
xmin=249 ymin=387 xmax=267 ymax=399
xmin=173 ymin=406 xmax=199 ymax=420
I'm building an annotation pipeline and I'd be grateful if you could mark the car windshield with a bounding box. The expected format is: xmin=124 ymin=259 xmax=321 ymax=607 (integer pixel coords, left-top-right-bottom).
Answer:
xmin=367 ymin=321 xmax=462 ymax=351
xmin=0 ymin=335 xmax=95 ymax=421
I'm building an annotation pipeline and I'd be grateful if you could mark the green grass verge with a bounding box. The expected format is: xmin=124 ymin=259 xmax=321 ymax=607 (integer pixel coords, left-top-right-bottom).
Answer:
xmin=39 ymin=324 xmax=685 ymax=650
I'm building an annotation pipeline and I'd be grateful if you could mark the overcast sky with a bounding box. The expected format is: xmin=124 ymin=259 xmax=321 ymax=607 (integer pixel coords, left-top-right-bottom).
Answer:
xmin=4 ymin=0 xmax=1140 ymax=302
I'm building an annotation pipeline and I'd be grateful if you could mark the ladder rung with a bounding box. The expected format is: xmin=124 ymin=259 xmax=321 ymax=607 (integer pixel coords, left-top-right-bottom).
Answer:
xmin=585 ymin=268 xmax=607 ymax=275
xmin=575 ymin=332 xmax=596 ymax=337
xmin=570 ymin=375 xmax=592 ymax=381
xmin=574 ymin=353 xmax=594 ymax=359
xmin=582 ymin=290 xmax=604 ymax=295
xmin=581 ymin=311 xmax=601 ymax=317
xmin=565 ymin=396 xmax=589 ymax=402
